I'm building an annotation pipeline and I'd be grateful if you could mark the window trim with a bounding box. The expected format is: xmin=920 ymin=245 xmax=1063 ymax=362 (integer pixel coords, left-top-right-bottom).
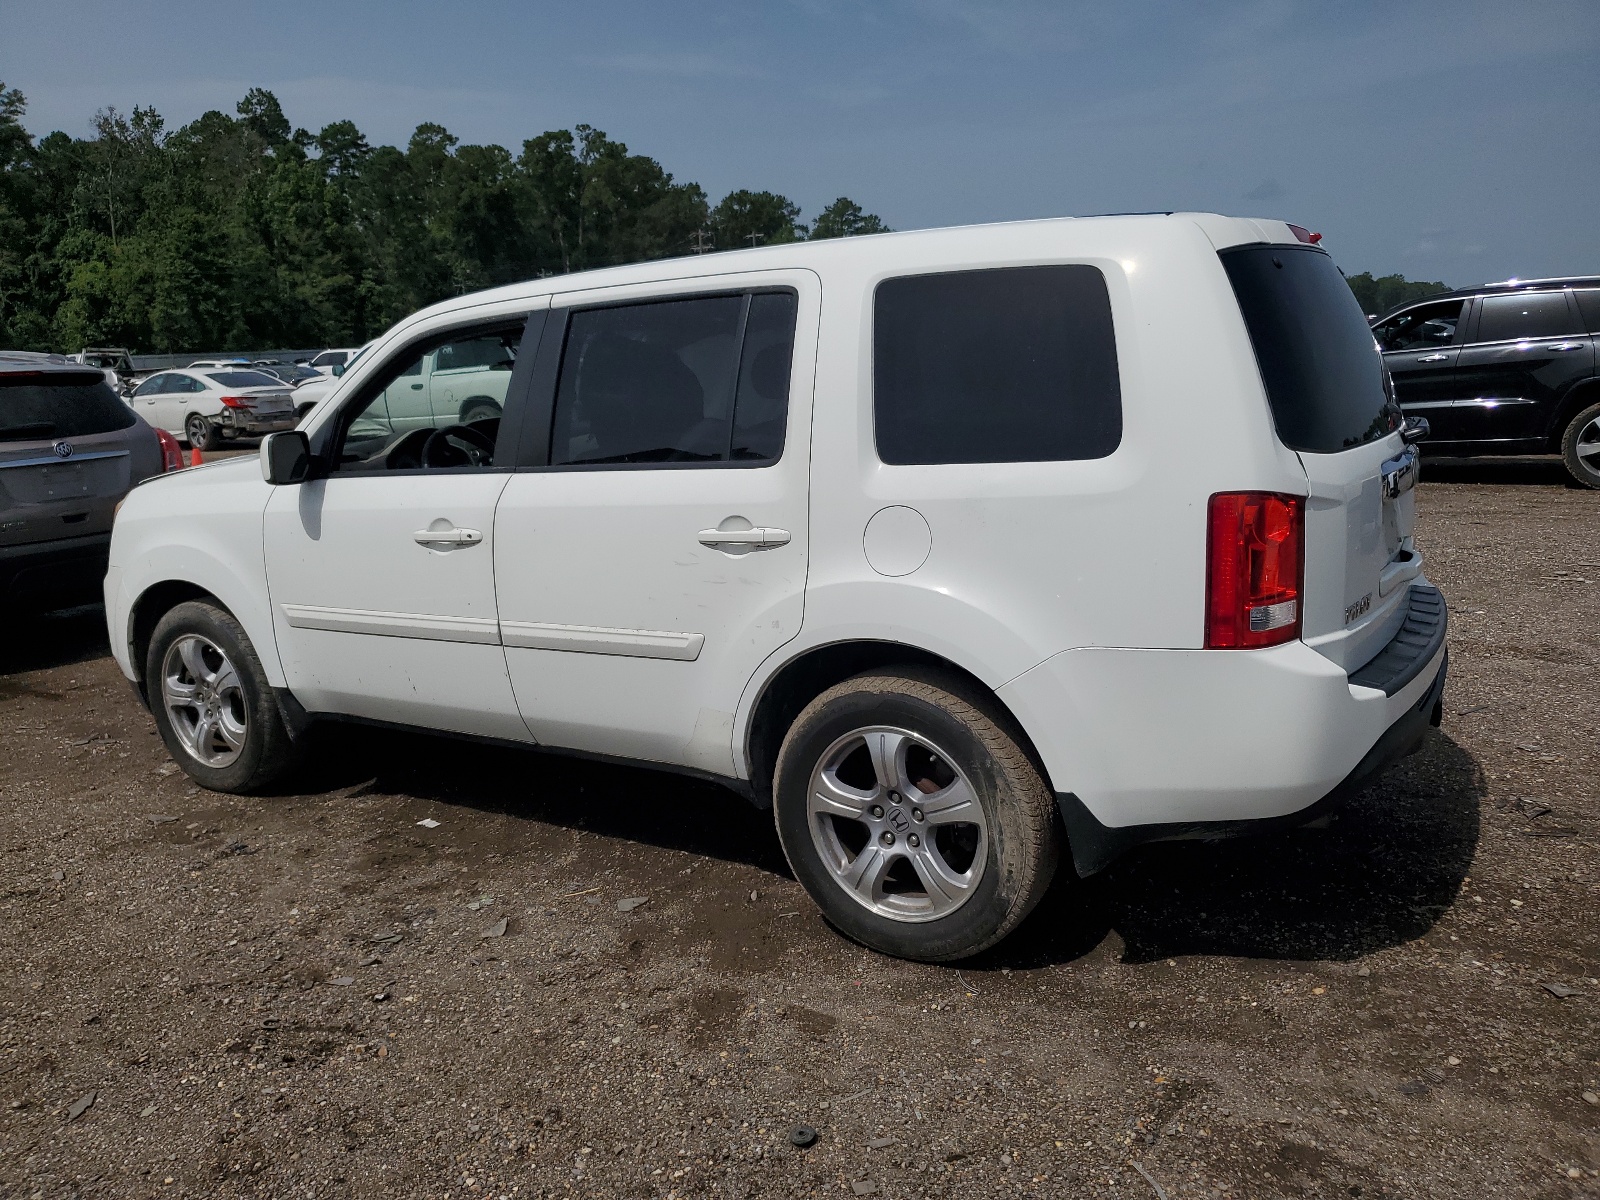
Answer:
xmin=308 ymin=312 xmax=542 ymax=478
xmin=516 ymin=285 xmax=799 ymax=473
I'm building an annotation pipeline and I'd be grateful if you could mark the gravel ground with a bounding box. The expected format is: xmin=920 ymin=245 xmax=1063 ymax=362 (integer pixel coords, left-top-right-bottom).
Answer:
xmin=1 ymin=459 xmax=1597 ymax=1200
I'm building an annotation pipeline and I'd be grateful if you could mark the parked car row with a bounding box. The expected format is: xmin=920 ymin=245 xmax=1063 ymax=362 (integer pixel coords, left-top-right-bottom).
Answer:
xmin=1371 ymin=275 xmax=1600 ymax=487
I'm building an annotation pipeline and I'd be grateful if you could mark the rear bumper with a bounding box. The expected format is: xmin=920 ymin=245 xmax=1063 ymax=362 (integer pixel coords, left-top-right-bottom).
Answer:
xmin=1054 ymin=650 xmax=1447 ymax=875
xmin=996 ymin=579 xmax=1449 ymax=874
xmin=216 ymin=409 xmax=296 ymax=437
xmin=0 ymin=533 xmax=111 ymax=610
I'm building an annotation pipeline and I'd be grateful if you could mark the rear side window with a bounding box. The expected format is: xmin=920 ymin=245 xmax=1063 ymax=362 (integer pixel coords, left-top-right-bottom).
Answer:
xmin=1473 ymin=291 xmax=1576 ymax=343
xmin=0 ymin=372 xmax=138 ymax=441
xmin=1220 ymin=245 xmax=1399 ymax=453
xmin=551 ymin=291 xmax=797 ymax=467
xmin=873 ymin=266 xmax=1121 ymax=465
xmin=1574 ymin=289 xmax=1600 ymax=333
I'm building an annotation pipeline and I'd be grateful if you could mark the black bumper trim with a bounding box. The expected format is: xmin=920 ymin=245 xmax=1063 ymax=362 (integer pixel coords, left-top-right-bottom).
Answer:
xmin=1055 ymin=648 xmax=1448 ymax=877
xmin=1348 ymin=583 xmax=1447 ymax=696
xmin=0 ymin=533 xmax=112 ymax=606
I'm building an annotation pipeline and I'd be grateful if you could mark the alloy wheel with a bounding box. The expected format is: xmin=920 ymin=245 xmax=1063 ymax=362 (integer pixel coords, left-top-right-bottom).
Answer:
xmin=806 ymin=726 xmax=988 ymax=922
xmin=1576 ymin=415 xmax=1600 ymax=475
xmin=161 ymin=634 xmax=248 ymax=767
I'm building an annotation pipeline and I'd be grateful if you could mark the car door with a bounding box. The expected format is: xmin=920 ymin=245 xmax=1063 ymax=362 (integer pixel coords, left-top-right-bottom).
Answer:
xmin=1373 ymin=298 xmax=1466 ymax=439
xmin=1454 ymin=290 xmax=1590 ymax=445
xmin=492 ymin=272 xmax=817 ymax=776
xmin=131 ymin=374 xmax=170 ymax=427
xmin=261 ymin=308 xmax=544 ymax=739
xmin=154 ymin=373 xmax=203 ymax=435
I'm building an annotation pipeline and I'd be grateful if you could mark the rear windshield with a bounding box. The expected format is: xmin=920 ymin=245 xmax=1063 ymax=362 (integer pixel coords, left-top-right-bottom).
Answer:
xmin=1220 ymin=244 xmax=1400 ymax=453
xmin=0 ymin=372 xmax=138 ymax=441
xmin=205 ymin=370 xmax=282 ymax=389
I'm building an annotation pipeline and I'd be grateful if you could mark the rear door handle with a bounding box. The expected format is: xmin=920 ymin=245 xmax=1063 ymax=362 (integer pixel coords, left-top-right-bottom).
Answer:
xmin=413 ymin=526 xmax=483 ymax=548
xmin=1415 ymin=354 xmax=1449 ymax=363
xmin=697 ymin=526 xmax=791 ymax=549
xmin=1544 ymin=342 xmax=1585 ymax=351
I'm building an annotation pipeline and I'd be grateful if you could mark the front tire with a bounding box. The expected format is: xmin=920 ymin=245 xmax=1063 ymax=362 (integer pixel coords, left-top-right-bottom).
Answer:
xmin=146 ymin=600 xmax=300 ymax=793
xmin=1561 ymin=401 xmax=1600 ymax=489
xmin=773 ymin=670 xmax=1059 ymax=961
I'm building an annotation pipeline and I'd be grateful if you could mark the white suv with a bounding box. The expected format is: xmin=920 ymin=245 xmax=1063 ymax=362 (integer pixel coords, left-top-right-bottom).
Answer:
xmin=105 ymin=215 xmax=1447 ymax=962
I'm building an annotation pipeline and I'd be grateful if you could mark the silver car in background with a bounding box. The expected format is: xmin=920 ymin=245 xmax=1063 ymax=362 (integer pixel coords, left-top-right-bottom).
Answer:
xmin=1 ymin=354 xmax=170 ymax=612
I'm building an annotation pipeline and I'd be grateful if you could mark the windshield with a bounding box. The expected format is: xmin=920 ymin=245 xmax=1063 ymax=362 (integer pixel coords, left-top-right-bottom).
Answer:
xmin=0 ymin=372 xmax=138 ymax=441
xmin=1220 ymin=244 xmax=1400 ymax=453
xmin=205 ymin=370 xmax=282 ymax=389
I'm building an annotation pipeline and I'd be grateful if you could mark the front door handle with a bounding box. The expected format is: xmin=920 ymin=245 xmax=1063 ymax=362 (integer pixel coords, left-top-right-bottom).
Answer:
xmin=1544 ymin=342 xmax=1585 ymax=351
xmin=697 ymin=526 xmax=791 ymax=550
xmin=1415 ymin=353 xmax=1449 ymax=363
xmin=413 ymin=525 xmax=483 ymax=548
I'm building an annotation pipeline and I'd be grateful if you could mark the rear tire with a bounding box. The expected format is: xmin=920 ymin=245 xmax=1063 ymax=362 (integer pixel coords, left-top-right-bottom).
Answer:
xmin=773 ymin=669 xmax=1059 ymax=961
xmin=1560 ymin=401 xmax=1600 ymax=489
xmin=185 ymin=413 xmax=221 ymax=452
xmin=146 ymin=600 xmax=301 ymax=793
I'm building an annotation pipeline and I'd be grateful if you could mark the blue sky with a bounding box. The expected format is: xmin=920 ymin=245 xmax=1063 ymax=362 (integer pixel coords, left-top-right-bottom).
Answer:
xmin=5 ymin=0 xmax=1598 ymax=287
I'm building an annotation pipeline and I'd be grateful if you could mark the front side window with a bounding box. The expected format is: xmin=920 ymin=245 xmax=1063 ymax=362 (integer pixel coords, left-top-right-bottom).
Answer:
xmin=550 ymin=291 xmax=796 ymax=467
xmin=435 ymin=335 xmax=515 ymax=374
xmin=133 ymin=374 xmax=168 ymax=397
xmin=1473 ymin=291 xmax=1576 ymax=343
xmin=333 ymin=322 xmax=525 ymax=472
xmin=872 ymin=265 xmax=1122 ymax=465
xmin=1375 ymin=300 xmax=1465 ymax=352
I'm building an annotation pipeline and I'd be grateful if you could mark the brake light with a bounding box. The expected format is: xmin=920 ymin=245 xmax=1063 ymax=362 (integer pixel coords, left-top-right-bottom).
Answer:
xmin=1205 ymin=492 xmax=1304 ymax=649
xmin=218 ymin=394 xmax=249 ymax=408
xmin=154 ymin=426 xmax=184 ymax=472
xmin=1287 ymin=223 xmax=1323 ymax=245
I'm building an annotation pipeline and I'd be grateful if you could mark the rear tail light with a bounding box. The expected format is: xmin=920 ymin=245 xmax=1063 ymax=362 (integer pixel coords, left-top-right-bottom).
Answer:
xmin=1205 ymin=492 xmax=1304 ymax=649
xmin=218 ymin=394 xmax=249 ymax=408
xmin=154 ymin=427 xmax=185 ymax=472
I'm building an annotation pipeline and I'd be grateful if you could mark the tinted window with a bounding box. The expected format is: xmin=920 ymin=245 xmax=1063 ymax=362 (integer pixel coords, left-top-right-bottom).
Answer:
xmin=1220 ymin=245 xmax=1399 ymax=453
xmin=551 ymin=292 xmax=795 ymax=466
xmin=0 ymin=372 xmax=138 ymax=441
xmin=206 ymin=370 xmax=282 ymax=389
xmin=1473 ymin=292 xmax=1575 ymax=343
xmin=1375 ymin=299 xmax=1464 ymax=352
xmin=873 ymin=266 xmax=1121 ymax=465
xmin=1568 ymin=289 xmax=1600 ymax=334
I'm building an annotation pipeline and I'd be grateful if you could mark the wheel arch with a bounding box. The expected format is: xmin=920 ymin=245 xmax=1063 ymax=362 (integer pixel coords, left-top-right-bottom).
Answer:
xmin=127 ymin=580 xmax=221 ymax=699
xmin=1544 ymin=376 xmax=1600 ymax=451
xmin=739 ymin=639 xmax=1051 ymax=808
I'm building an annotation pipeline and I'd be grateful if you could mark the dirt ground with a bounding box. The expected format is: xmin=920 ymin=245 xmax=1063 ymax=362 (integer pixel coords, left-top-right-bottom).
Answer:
xmin=1 ymin=458 xmax=1596 ymax=1200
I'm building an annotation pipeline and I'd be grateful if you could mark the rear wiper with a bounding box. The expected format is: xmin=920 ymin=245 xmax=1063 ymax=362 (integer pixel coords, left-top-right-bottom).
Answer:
xmin=0 ymin=422 xmax=56 ymax=441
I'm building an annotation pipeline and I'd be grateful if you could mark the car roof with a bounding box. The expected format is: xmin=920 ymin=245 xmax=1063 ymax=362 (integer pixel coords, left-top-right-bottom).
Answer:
xmin=0 ymin=353 xmax=102 ymax=376
xmin=1375 ymin=275 xmax=1600 ymax=322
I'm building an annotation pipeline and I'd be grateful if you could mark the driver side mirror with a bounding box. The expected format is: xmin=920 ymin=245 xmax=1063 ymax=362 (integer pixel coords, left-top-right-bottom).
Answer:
xmin=261 ymin=431 xmax=312 ymax=485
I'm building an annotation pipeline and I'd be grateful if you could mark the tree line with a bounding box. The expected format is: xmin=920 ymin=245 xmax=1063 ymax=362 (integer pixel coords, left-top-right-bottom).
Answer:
xmin=0 ymin=82 xmax=1453 ymax=355
xmin=0 ymin=84 xmax=889 ymax=354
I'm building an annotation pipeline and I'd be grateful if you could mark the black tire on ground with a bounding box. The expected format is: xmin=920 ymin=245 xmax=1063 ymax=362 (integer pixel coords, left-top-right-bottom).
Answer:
xmin=460 ymin=399 xmax=501 ymax=425
xmin=185 ymin=413 xmax=221 ymax=451
xmin=772 ymin=669 xmax=1060 ymax=962
xmin=1560 ymin=400 xmax=1600 ymax=489
xmin=145 ymin=600 xmax=301 ymax=794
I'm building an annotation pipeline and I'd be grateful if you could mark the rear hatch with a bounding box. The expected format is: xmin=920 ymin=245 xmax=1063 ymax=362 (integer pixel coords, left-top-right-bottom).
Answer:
xmin=0 ymin=370 xmax=147 ymax=547
xmin=1220 ymin=243 xmax=1422 ymax=673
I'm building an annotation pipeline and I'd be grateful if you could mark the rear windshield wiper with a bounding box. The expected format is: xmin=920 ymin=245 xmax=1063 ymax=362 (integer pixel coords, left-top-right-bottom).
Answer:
xmin=0 ymin=422 xmax=57 ymax=441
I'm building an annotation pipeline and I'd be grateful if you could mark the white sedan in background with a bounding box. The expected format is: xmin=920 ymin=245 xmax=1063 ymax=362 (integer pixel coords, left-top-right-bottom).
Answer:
xmin=128 ymin=368 xmax=298 ymax=450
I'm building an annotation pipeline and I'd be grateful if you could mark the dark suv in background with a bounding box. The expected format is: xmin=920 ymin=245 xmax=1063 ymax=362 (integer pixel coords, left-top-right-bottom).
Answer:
xmin=1371 ymin=276 xmax=1600 ymax=487
xmin=1 ymin=353 xmax=172 ymax=612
